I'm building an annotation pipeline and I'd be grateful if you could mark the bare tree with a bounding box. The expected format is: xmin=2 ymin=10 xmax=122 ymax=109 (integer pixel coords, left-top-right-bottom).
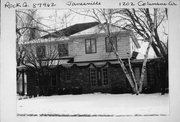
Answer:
xmin=71 ymin=8 xmax=168 ymax=94
xmin=16 ymin=9 xmax=38 ymax=81
xmin=117 ymin=8 xmax=168 ymax=93
xmin=16 ymin=9 xmax=48 ymax=68
xmin=16 ymin=9 xmax=71 ymax=95
xmin=16 ymin=9 xmax=70 ymax=71
xmin=118 ymin=8 xmax=168 ymax=58
xmin=70 ymin=9 xmax=139 ymax=94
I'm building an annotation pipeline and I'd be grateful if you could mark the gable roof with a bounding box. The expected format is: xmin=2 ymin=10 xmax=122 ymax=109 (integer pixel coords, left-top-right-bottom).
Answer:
xmin=41 ymin=22 xmax=99 ymax=39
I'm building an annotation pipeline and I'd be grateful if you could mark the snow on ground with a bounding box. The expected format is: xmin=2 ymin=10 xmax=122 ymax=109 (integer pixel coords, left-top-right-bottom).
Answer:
xmin=17 ymin=93 xmax=169 ymax=117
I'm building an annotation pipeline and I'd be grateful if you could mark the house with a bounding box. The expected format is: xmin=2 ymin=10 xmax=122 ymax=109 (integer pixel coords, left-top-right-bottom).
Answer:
xmin=17 ymin=22 xmax=168 ymax=96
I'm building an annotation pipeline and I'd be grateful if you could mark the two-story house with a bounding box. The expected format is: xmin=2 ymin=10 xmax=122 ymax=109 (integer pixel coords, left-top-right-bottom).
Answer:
xmin=17 ymin=22 xmax=166 ymax=96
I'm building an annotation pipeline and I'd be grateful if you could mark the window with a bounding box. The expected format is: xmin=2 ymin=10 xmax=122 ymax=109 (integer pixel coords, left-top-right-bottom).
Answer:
xmin=102 ymin=68 xmax=108 ymax=85
xmin=65 ymin=69 xmax=71 ymax=81
xmin=105 ymin=36 xmax=117 ymax=52
xmin=90 ymin=69 xmax=97 ymax=86
xmin=58 ymin=43 xmax=68 ymax=57
xmin=85 ymin=38 xmax=97 ymax=54
xmin=36 ymin=45 xmax=46 ymax=58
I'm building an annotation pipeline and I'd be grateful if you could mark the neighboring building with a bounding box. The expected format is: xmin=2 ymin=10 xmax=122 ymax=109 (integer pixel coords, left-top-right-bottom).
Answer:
xmin=17 ymin=22 xmax=168 ymax=96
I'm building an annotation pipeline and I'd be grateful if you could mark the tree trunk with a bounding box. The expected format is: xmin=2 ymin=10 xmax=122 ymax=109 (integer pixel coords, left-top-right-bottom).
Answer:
xmin=114 ymin=50 xmax=137 ymax=93
xmin=153 ymin=28 xmax=167 ymax=58
xmin=128 ymin=58 xmax=138 ymax=94
xmin=138 ymin=38 xmax=152 ymax=93
xmin=106 ymin=24 xmax=138 ymax=93
xmin=151 ymin=41 xmax=161 ymax=57
xmin=138 ymin=9 xmax=159 ymax=93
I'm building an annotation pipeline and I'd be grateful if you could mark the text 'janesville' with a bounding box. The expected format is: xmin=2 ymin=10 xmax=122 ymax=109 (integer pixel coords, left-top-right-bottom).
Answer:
xmin=66 ymin=1 xmax=101 ymax=6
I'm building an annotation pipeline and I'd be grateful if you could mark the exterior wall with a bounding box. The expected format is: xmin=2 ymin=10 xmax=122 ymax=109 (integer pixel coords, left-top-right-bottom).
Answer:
xmin=108 ymin=64 xmax=132 ymax=93
xmin=69 ymin=66 xmax=91 ymax=93
xmin=58 ymin=64 xmax=130 ymax=94
xmin=129 ymin=37 xmax=137 ymax=55
xmin=24 ymin=40 xmax=72 ymax=60
xmin=24 ymin=61 xmax=165 ymax=96
xmin=26 ymin=69 xmax=37 ymax=96
xmin=71 ymin=33 xmax=131 ymax=62
xmin=146 ymin=62 xmax=162 ymax=92
xmin=23 ymin=32 xmax=133 ymax=63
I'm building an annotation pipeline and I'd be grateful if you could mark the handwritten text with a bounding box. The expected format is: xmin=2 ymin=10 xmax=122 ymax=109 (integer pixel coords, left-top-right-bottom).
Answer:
xmin=66 ymin=1 xmax=101 ymax=6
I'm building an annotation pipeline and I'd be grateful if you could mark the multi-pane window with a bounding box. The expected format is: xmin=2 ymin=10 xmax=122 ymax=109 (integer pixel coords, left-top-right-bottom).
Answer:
xmin=90 ymin=69 xmax=97 ymax=86
xmin=102 ymin=68 xmax=108 ymax=85
xmin=36 ymin=45 xmax=46 ymax=58
xmin=58 ymin=43 xmax=68 ymax=57
xmin=105 ymin=36 xmax=117 ymax=52
xmin=89 ymin=67 xmax=109 ymax=87
xmin=65 ymin=69 xmax=71 ymax=81
xmin=85 ymin=38 xmax=97 ymax=54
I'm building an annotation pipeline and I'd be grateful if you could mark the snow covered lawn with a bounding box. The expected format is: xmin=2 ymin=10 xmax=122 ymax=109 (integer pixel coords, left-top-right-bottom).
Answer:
xmin=17 ymin=93 xmax=169 ymax=117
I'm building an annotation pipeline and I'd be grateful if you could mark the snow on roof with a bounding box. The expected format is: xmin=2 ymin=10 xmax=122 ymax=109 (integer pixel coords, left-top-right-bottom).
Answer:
xmin=70 ymin=24 xmax=140 ymax=48
xmin=20 ymin=22 xmax=140 ymax=48
xmin=20 ymin=36 xmax=69 ymax=45
xmin=41 ymin=22 xmax=99 ymax=39
xmin=70 ymin=24 xmax=126 ymax=37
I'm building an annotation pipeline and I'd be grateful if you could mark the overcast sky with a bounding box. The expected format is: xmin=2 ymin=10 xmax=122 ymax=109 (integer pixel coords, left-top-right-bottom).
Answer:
xmin=37 ymin=9 xmax=95 ymax=30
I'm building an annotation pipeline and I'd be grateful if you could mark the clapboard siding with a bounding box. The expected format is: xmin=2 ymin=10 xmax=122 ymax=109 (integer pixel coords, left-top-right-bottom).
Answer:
xmin=71 ymin=34 xmax=131 ymax=62
xmin=129 ymin=37 xmax=137 ymax=56
xmin=24 ymin=32 xmax=135 ymax=62
xmin=25 ymin=40 xmax=72 ymax=59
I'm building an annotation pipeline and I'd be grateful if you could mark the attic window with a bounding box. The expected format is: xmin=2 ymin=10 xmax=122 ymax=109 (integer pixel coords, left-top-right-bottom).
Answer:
xmin=58 ymin=43 xmax=68 ymax=57
xmin=85 ymin=38 xmax=97 ymax=54
xmin=105 ymin=36 xmax=117 ymax=52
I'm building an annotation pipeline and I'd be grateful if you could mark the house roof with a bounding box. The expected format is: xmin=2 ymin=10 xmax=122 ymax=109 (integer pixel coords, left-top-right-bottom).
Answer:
xmin=70 ymin=24 xmax=124 ymax=37
xmin=25 ymin=22 xmax=140 ymax=48
xmin=70 ymin=24 xmax=140 ymax=48
xmin=41 ymin=22 xmax=99 ymax=39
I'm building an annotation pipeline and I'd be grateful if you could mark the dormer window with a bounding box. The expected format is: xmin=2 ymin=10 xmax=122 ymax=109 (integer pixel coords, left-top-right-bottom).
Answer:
xmin=85 ymin=38 xmax=97 ymax=54
xmin=58 ymin=43 xmax=68 ymax=57
xmin=105 ymin=36 xmax=117 ymax=52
